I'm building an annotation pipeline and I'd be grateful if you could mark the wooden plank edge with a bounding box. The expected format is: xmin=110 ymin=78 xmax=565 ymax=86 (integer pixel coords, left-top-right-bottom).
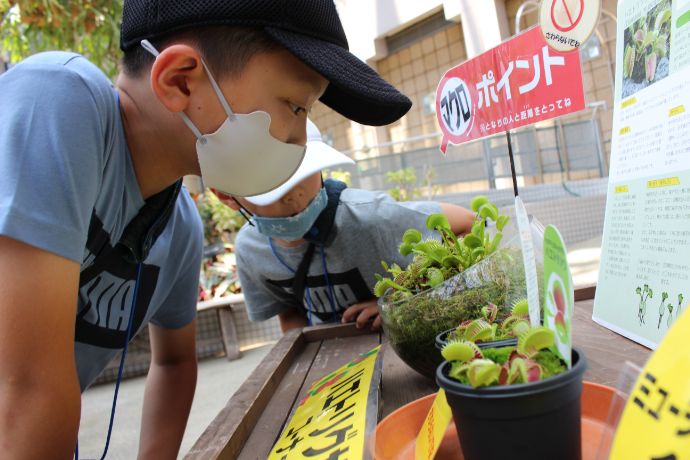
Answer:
xmin=184 ymin=328 xmax=304 ymax=460
xmin=302 ymin=322 xmax=377 ymax=342
xmin=574 ymin=284 xmax=596 ymax=301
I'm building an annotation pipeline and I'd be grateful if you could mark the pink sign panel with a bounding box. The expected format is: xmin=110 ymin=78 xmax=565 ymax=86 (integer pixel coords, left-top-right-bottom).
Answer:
xmin=435 ymin=26 xmax=586 ymax=153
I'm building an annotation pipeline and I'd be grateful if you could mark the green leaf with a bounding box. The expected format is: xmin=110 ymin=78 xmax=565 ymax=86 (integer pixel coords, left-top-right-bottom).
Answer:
xmin=511 ymin=298 xmax=529 ymax=317
xmin=426 ymin=213 xmax=450 ymax=231
xmin=471 ymin=247 xmax=485 ymax=259
xmin=464 ymin=319 xmax=494 ymax=342
xmin=402 ymin=228 xmax=422 ymax=244
xmin=442 ymin=340 xmax=481 ymax=362
xmin=470 ymin=195 xmax=489 ymax=213
xmin=518 ymin=326 xmax=555 ymax=358
xmin=441 ymin=255 xmax=462 ymax=268
xmin=496 ymin=215 xmax=510 ymax=231
xmin=373 ymin=278 xmax=409 ymax=297
xmin=467 ymin=360 xmax=501 ymax=387
xmin=511 ymin=320 xmax=531 ymax=337
xmin=471 ymin=220 xmax=485 ymax=239
xmin=655 ymin=9 xmax=672 ymax=31
xmin=463 ymin=234 xmax=482 ymax=249
xmin=399 ymin=242 xmax=414 ymax=256
xmin=425 ymin=267 xmax=445 ymax=288
xmin=478 ymin=203 xmax=499 ymax=222
xmin=489 ymin=233 xmax=503 ymax=252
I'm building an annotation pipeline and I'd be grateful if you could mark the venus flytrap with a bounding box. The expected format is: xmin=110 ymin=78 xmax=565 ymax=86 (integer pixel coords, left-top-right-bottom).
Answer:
xmin=442 ymin=325 xmax=566 ymax=388
xmin=374 ymin=196 xmax=510 ymax=299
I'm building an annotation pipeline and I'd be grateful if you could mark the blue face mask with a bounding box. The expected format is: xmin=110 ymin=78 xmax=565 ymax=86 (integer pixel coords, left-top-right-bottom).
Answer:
xmin=252 ymin=188 xmax=328 ymax=240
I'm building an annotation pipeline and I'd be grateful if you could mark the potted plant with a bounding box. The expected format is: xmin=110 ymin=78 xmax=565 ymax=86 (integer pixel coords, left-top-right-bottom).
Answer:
xmin=375 ymin=196 xmax=543 ymax=378
xmin=437 ymin=327 xmax=586 ymax=460
xmin=434 ymin=298 xmax=531 ymax=351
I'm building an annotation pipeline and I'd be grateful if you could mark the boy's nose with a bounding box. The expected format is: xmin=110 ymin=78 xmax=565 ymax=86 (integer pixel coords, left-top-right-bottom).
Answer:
xmin=286 ymin=120 xmax=308 ymax=146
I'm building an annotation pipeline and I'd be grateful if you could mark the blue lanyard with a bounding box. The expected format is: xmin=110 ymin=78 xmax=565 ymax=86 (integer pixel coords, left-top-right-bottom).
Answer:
xmin=268 ymin=238 xmax=339 ymax=325
xmin=75 ymin=263 xmax=142 ymax=460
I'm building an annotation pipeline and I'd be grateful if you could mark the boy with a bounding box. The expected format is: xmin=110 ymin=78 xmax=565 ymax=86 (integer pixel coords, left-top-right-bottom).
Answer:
xmin=219 ymin=120 xmax=474 ymax=332
xmin=0 ymin=1 xmax=411 ymax=458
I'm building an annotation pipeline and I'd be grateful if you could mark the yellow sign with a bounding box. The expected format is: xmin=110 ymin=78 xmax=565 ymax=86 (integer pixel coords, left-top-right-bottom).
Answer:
xmin=615 ymin=185 xmax=629 ymax=193
xmin=620 ymin=126 xmax=631 ymax=135
xmin=670 ymin=105 xmax=686 ymax=117
xmin=622 ymin=97 xmax=637 ymax=108
xmin=647 ymin=177 xmax=681 ymax=188
xmin=268 ymin=346 xmax=381 ymax=460
xmin=610 ymin=307 xmax=690 ymax=459
xmin=415 ymin=390 xmax=453 ymax=460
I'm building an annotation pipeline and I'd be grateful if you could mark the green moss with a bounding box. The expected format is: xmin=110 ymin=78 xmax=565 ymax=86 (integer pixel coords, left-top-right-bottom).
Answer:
xmin=536 ymin=350 xmax=567 ymax=378
xmin=482 ymin=347 xmax=514 ymax=365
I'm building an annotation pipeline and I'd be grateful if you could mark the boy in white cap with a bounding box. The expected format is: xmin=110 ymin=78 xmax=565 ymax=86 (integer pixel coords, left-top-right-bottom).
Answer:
xmin=218 ymin=121 xmax=474 ymax=332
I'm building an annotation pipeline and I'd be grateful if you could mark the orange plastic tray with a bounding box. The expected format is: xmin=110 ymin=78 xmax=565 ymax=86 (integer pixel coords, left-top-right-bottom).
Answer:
xmin=374 ymin=381 xmax=614 ymax=460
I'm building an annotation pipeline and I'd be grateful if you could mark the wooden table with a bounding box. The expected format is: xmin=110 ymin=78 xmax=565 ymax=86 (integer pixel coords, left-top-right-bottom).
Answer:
xmin=185 ymin=288 xmax=651 ymax=459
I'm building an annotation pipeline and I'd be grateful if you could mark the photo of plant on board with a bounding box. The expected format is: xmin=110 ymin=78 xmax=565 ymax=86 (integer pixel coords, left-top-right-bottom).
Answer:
xmin=622 ymin=0 xmax=672 ymax=98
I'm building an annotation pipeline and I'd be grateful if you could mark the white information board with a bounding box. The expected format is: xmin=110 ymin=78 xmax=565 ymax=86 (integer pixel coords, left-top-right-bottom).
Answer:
xmin=593 ymin=0 xmax=690 ymax=348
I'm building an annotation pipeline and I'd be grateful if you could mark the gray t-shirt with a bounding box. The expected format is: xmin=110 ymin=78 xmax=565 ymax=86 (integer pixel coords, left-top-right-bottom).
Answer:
xmin=0 ymin=52 xmax=203 ymax=390
xmin=236 ymin=188 xmax=440 ymax=324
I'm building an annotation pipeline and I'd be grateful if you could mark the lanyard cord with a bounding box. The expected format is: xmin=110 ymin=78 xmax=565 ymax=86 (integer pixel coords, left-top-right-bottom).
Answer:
xmin=75 ymin=263 xmax=142 ymax=460
xmin=268 ymin=238 xmax=338 ymax=324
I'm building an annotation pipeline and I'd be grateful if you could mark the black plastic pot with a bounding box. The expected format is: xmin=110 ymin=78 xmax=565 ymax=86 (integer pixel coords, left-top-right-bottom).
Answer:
xmin=434 ymin=328 xmax=518 ymax=352
xmin=436 ymin=348 xmax=586 ymax=460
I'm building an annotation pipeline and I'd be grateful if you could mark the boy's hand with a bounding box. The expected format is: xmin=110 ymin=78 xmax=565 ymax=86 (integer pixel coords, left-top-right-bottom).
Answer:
xmin=342 ymin=300 xmax=382 ymax=331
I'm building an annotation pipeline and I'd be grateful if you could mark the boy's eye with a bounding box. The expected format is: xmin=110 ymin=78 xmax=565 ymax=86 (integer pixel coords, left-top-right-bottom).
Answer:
xmin=288 ymin=102 xmax=306 ymax=115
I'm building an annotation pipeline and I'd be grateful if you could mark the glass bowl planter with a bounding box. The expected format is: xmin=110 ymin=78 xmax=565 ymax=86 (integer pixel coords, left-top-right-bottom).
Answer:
xmin=378 ymin=219 xmax=545 ymax=379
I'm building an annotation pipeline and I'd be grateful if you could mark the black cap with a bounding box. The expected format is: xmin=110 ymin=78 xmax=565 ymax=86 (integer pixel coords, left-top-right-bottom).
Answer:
xmin=120 ymin=0 xmax=412 ymax=126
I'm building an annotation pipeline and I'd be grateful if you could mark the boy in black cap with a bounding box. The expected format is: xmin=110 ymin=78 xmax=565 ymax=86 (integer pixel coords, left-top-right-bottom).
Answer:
xmin=0 ymin=1 xmax=410 ymax=458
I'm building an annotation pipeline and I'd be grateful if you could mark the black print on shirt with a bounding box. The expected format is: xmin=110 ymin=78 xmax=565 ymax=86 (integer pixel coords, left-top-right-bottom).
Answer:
xmin=267 ymin=268 xmax=373 ymax=321
xmin=75 ymin=213 xmax=159 ymax=349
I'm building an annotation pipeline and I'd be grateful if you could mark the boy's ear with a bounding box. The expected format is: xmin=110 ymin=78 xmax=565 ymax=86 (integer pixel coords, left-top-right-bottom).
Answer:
xmin=211 ymin=188 xmax=241 ymax=210
xmin=149 ymin=44 xmax=206 ymax=113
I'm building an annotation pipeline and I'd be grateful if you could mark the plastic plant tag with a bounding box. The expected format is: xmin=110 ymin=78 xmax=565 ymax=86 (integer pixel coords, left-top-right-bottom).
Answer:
xmin=515 ymin=196 xmax=540 ymax=326
xmin=415 ymin=389 xmax=453 ymax=460
xmin=608 ymin=307 xmax=690 ymax=459
xmin=268 ymin=346 xmax=382 ymax=460
xmin=543 ymin=225 xmax=574 ymax=368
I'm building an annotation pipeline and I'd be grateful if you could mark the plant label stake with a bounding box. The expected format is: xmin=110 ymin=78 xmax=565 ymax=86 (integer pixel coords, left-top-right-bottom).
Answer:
xmin=507 ymin=131 xmax=541 ymax=326
xmin=543 ymin=225 xmax=574 ymax=368
xmin=415 ymin=390 xmax=453 ymax=460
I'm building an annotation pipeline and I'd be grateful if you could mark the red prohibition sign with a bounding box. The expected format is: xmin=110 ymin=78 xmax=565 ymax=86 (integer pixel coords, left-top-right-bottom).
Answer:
xmin=550 ymin=0 xmax=584 ymax=32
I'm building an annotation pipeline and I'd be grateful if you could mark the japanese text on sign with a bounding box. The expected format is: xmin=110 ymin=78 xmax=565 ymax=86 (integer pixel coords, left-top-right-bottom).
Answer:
xmin=435 ymin=26 xmax=585 ymax=153
xmin=268 ymin=346 xmax=381 ymax=460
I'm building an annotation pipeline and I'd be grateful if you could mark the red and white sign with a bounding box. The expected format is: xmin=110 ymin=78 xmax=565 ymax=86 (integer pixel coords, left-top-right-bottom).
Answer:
xmin=435 ymin=26 xmax=585 ymax=153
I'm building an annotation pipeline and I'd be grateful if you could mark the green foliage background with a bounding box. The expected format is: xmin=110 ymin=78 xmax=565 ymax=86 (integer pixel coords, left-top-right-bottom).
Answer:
xmin=1 ymin=0 xmax=123 ymax=78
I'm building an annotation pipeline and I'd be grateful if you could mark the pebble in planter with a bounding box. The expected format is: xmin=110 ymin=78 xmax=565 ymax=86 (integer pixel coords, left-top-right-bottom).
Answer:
xmin=437 ymin=326 xmax=586 ymax=460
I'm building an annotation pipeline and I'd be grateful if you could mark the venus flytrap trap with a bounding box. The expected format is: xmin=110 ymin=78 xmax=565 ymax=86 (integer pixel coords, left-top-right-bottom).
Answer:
xmin=442 ymin=325 xmax=566 ymax=388
xmin=446 ymin=298 xmax=530 ymax=344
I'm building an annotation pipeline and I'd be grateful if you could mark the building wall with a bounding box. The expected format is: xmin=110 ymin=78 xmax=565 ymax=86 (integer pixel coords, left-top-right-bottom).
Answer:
xmin=311 ymin=0 xmax=619 ymax=188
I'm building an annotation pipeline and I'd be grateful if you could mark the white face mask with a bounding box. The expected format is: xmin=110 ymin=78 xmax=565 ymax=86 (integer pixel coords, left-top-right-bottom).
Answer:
xmin=141 ymin=40 xmax=306 ymax=197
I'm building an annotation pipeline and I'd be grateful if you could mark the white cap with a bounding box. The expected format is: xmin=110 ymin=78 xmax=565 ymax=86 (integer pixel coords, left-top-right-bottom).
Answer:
xmin=244 ymin=119 xmax=354 ymax=206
